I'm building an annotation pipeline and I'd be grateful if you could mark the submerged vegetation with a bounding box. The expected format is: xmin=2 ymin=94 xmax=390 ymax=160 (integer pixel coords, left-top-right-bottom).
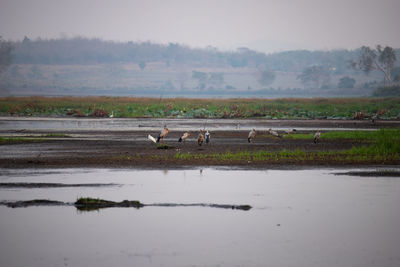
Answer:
xmin=1 ymin=96 xmax=400 ymax=119
xmin=0 ymin=197 xmax=252 ymax=211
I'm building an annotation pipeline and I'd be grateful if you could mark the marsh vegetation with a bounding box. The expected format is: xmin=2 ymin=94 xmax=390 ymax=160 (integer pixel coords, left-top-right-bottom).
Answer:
xmin=1 ymin=96 xmax=400 ymax=120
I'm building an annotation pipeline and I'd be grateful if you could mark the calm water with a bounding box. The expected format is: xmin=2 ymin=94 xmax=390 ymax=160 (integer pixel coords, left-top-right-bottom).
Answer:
xmin=1 ymin=168 xmax=400 ymax=267
xmin=0 ymin=117 xmax=379 ymax=132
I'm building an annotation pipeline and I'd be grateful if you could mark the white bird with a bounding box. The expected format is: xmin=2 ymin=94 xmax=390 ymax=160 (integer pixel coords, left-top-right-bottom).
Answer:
xmin=284 ymin=128 xmax=297 ymax=134
xmin=248 ymin=129 xmax=256 ymax=143
xmin=178 ymin=132 xmax=190 ymax=143
xmin=147 ymin=134 xmax=157 ymax=143
xmin=157 ymin=126 xmax=169 ymax=143
xmin=268 ymin=128 xmax=281 ymax=138
xmin=109 ymin=111 xmax=114 ymax=118
xmin=205 ymin=130 xmax=210 ymax=144
xmin=198 ymin=130 xmax=204 ymax=146
xmin=314 ymin=130 xmax=321 ymax=144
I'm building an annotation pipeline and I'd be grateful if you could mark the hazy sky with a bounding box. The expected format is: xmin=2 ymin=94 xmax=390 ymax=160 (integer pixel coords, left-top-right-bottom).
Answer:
xmin=1 ymin=0 xmax=399 ymax=53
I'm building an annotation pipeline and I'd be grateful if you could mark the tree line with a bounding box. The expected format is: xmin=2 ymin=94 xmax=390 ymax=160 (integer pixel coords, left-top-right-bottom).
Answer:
xmin=8 ymin=36 xmax=399 ymax=74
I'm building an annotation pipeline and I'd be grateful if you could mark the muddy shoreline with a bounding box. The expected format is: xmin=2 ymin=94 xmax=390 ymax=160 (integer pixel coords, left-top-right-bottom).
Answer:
xmin=1 ymin=119 xmax=399 ymax=168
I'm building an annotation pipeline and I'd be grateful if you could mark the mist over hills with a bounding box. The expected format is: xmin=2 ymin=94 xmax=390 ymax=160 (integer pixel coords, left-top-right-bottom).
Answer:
xmin=1 ymin=37 xmax=399 ymax=97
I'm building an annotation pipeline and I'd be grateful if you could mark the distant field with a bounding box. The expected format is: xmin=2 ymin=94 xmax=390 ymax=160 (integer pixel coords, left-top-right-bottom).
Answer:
xmin=1 ymin=96 xmax=399 ymax=120
xmin=0 ymin=63 xmax=380 ymax=97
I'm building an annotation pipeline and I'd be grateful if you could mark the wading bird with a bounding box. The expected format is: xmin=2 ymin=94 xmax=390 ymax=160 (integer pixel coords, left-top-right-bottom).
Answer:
xmin=178 ymin=132 xmax=190 ymax=143
xmin=268 ymin=128 xmax=281 ymax=138
xmin=157 ymin=126 xmax=169 ymax=143
xmin=314 ymin=130 xmax=321 ymax=144
xmin=109 ymin=111 xmax=114 ymax=118
xmin=198 ymin=130 xmax=205 ymax=146
xmin=147 ymin=134 xmax=157 ymax=143
xmin=248 ymin=129 xmax=256 ymax=143
xmin=284 ymin=128 xmax=297 ymax=134
xmin=205 ymin=130 xmax=210 ymax=144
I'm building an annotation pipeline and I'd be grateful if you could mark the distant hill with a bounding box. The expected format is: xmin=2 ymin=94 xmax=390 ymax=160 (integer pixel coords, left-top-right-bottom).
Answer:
xmin=1 ymin=37 xmax=398 ymax=97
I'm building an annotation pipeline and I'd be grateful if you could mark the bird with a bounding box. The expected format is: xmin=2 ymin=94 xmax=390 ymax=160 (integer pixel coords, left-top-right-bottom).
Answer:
xmin=284 ymin=128 xmax=297 ymax=135
xmin=371 ymin=114 xmax=378 ymax=124
xmin=147 ymin=134 xmax=157 ymax=143
xmin=205 ymin=130 xmax=210 ymax=144
xmin=178 ymin=132 xmax=190 ymax=143
xmin=157 ymin=126 xmax=169 ymax=143
xmin=197 ymin=130 xmax=204 ymax=146
xmin=248 ymin=129 xmax=256 ymax=143
xmin=109 ymin=111 xmax=114 ymax=118
xmin=268 ymin=128 xmax=281 ymax=138
xmin=314 ymin=130 xmax=321 ymax=144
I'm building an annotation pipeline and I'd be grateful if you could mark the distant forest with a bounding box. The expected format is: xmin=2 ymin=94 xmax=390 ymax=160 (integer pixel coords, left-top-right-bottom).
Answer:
xmin=14 ymin=37 xmax=398 ymax=73
xmin=2 ymin=37 xmax=399 ymax=97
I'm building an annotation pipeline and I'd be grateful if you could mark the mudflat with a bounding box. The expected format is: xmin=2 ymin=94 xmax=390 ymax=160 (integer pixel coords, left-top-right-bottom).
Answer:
xmin=1 ymin=118 xmax=399 ymax=168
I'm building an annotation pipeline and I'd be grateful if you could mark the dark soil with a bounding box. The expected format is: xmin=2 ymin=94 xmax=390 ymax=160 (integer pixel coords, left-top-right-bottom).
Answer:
xmin=1 ymin=119 xmax=398 ymax=168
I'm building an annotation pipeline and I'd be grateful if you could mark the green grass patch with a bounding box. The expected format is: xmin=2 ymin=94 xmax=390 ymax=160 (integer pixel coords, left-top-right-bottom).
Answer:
xmin=284 ymin=130 xmax=387 ymax=140
xmin=2 ymin=96 xmax=400 ymax=119
xmin=0 ymin=136 xmax=44 ymax=144
xmin=39 ymin=133 xmax=70 ymax=138
xmin=173 ymin=129 xmax=400 ymax=163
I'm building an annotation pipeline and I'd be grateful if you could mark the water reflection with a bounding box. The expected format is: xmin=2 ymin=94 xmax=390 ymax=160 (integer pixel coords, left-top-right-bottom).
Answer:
xmin=0 ymin=168 xmax=399 ymax=267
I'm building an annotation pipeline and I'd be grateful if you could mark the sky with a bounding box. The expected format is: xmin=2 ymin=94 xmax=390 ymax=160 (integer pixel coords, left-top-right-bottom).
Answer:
xmin=1 ymin=0 xmax=399 ymax=53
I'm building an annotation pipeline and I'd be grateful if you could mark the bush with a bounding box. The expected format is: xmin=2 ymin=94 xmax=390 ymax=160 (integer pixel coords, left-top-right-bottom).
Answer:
xmin=372 ymin=85 xmax=400 ymax=97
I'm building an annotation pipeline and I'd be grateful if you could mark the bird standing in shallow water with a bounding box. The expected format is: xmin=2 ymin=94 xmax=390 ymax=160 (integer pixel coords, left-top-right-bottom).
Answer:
xmin=284 ymin=128 xmax=296 ymax=135
xmin=205 ymin=130 xmax=210 ymax=144
xmin=197 ymin=130 xmax=204 ymax=146
xmin=178 ymin=132 xmax=190 ymax=143
xmin=248 ymin=129 xmax=256 ymax=143
xmin=157 ymin=126 xmax=169 ymax=143
xmin=268 ymin=128 xmax=281 ymax=138
xmin=314 ymin=130 xmax=321 ymax=144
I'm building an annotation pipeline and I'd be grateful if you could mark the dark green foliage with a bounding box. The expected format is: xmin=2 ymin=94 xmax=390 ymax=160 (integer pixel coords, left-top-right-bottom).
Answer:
xmin=1 ymin=97 xmax=400 ymax=119
xmin=138 ymin=61 xmax=146 ymax=70
xmin=352 ymin=45 xmax=397 ymax=84
xmin=10 ymin=37 xmax=398 ymax=74
xmin=257 ymin=70 xmax=276 ymax=87
xmin=297 ymin=65 xmax=330 ymax=89
xmin=0 ymin=36 xmax=14 ymax=73
xmin=391 ymin=67 xmax=400 ymax=82
xmin=338 ymin=76 xmax=356 ymax=88
xmin=192 ymin=71 xmax=208 ymax=89
xmin=74 ymin=197 xmax=144 ymax=211
xmin=372 ymin=85 xmax=400 ymax=97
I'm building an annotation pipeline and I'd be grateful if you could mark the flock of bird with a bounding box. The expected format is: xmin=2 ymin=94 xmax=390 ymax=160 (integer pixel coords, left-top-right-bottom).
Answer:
xmin=148 ymin=125 xmax=322 ymax=145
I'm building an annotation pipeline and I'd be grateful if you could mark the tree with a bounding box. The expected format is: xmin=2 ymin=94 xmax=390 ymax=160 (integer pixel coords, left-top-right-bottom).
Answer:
xmin=176 ymin=71 xmax=189 ymax=90
xmin=192 ymin=71 xmax=208 ymax=89
xmin=297 ymin=65 xmax=330 ymax=89
xmin=351 ymin=45 xmax=396 ymax=84
xmin=138 ymin=61 xmax=146 ymax=71
xmin=391 ymin=67 xmax=400 ymax=83
xmin=338 ymin=76 xmax=356 ymax=88
xmin=0 ymin=36 xmax=13 ymax=74
xmin=257 ymin=70 xmax=276 ymax=87
xmin=208 ymin=72 xmax=224 ymax=88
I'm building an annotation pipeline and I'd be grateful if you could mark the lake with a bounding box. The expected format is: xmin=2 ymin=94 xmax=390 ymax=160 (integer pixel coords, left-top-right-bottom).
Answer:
xmin=1 ymin=168 xmax=399 ymax=267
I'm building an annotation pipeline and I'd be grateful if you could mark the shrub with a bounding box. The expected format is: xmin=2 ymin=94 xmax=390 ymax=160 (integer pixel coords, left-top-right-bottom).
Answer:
xmin=372 ymin=85 xmax=400 ymax=97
